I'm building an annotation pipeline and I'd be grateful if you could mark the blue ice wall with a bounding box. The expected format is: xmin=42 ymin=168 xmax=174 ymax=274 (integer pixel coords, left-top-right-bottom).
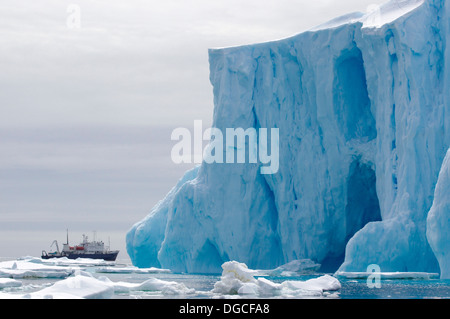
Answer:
xmin=127 ymin=0 xmax=450 ymax=275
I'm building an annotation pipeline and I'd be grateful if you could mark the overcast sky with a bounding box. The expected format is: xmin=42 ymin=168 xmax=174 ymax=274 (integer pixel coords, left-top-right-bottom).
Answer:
xmin=0 ymin=0 xmax=386 ymax=259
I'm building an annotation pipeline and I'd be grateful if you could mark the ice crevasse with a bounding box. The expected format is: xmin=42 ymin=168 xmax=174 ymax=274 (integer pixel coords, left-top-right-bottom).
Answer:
xmin=127 ymin=0 xmax=450 ymax=276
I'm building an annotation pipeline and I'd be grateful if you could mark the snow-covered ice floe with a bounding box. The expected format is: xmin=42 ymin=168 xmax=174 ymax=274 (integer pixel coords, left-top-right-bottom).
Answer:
xmin=112 ymin=277 xmax=195 ymax=295
xmin=335 ymin=271 xmax=440 ymax=280
xmin=0 ymin=256 xmax=118 ymax=279
xmin=212 ymin=261 xmax=341 ymax=298
xmin=0 ymin=271 xmax=195 ymax=299
xmin=0 ymin=259 xmax=74 ymax=279
xmin=0 ymin=278 xmax=22 ymax=289
xmin=18 ymin=256 xmax=115 ymax=267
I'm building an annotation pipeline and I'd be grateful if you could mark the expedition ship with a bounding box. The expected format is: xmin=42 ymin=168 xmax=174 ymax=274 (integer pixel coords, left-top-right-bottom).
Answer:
xmin=41 ymin=231 xmax=119 ymax=261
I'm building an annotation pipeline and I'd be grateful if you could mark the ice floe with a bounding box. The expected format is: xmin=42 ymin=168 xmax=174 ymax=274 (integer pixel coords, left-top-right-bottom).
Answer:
xmin=95 ymin=266 xmax=171 ymax=274
xmin=19 ymin=256 xmax=114 ymax=267
xmin=2 ymin=257 xmax=444 ymax=299
xmin=0 ymin=270 xmax=195 ymax=299
xmin=0 ymin=259 xmax=340 ymax=299
xmin=0 ymin=278 xmax=22 ymax=289
xmin=0 ymin=256 xmax=119 ymax=279
xmin=0 ymin=259 xmax=74 ymax=279
xmin=111 ymin=277 xmax=195 ymax=295
xmin=212 ymin=261 xmax=341 ymax=298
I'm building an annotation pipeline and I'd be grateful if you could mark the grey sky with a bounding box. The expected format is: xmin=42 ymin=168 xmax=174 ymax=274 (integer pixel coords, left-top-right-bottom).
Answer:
xmin=0 ymin=0 xmax=386 ymax=259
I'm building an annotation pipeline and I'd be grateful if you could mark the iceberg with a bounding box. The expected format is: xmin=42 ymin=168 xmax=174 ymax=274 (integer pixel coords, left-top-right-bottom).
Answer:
xmin=127 ymin=166 xmax=200 ymax=269
xmin=427 ymin=148 xmax=450 ymax=279
xmin=127 ymin=0 xmax=450 ymax=275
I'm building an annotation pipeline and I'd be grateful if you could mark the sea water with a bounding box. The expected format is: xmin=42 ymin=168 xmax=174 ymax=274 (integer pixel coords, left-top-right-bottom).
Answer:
xmin=1 ymin=257 xmax=449 ymax=299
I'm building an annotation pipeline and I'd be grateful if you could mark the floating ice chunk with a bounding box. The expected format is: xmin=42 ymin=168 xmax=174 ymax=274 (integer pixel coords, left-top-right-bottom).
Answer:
xmin=27 ymin=272 xmax=114 ymax=299
xmin=256 ymin=277 xmax=281 ymax=296
xmin=237 ymin=283 xmax=259 ymax=295
xmin=220 ymin=261 xmax=259 ymax=282
xmin=282 ymin=275 xmax=342 ymax=292
xmin=0 ymin=278 xmax=22 ymax=289
xmin=212 ymin=261 xmax=340 ymax=298
xmin=212 ymin=261 xmax=258 ymax=295
xmin=112 ymin=278 xmax=195 ymax=295
xmin=257 ymin=275 xmax=342 ymax=297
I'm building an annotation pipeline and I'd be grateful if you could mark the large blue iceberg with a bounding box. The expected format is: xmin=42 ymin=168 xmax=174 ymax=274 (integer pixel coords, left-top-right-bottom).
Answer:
xmin=127 ymin=0 xmax=450 ymax=276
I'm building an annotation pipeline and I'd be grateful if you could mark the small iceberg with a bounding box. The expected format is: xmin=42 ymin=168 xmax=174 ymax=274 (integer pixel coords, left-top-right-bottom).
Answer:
xmin=212 ymin=261 xmax=341 ymax=298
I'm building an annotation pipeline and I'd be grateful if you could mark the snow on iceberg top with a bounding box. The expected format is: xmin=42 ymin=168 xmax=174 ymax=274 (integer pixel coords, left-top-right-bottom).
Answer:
xmin=209 ymin=0 xmax=425 ymax=52
xmin=311 ymin=0 xmax=425 ymax=31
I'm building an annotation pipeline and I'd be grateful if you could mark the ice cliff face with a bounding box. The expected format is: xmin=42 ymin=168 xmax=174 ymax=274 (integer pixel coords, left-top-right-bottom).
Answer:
xmin=427 ymin=149 xmax=450 ymax=279
xmin=127 ymin=0 xmax=450 ymax=275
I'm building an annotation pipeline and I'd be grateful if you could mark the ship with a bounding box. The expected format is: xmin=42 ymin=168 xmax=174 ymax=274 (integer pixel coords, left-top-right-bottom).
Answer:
xmin=41 ymin=231 xmax=119 ymax=261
